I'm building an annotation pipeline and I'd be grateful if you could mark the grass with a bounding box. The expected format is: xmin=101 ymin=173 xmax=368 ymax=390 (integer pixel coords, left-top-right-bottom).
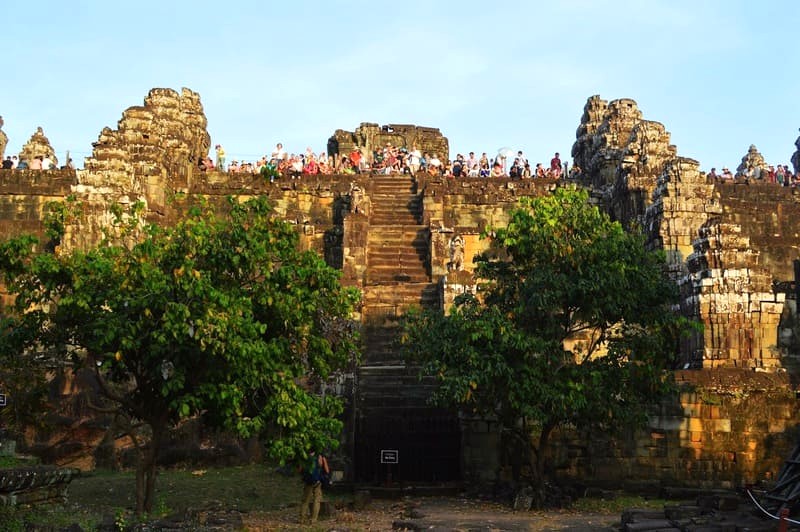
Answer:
xmin=1 ymin=463 xmax=671 ymax=530
xmin=1 ymin=463 xmax=315 ymax=530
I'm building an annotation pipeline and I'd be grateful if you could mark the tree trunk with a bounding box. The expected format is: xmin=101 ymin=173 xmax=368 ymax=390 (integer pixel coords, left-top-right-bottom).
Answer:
xmin=135 ymin=424 xmax=163 ymax=515
xmin=533 ymin=420 xmax=556 ymax=487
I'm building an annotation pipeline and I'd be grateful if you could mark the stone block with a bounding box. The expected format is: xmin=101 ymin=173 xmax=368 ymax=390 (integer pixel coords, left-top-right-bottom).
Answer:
xmin=712 ymin=419 xmax=731 ymax=433
xmin=768 ymin=420 xmax=786 ymax=433
xmin=688 ymin=418 xmax=703 ymax=432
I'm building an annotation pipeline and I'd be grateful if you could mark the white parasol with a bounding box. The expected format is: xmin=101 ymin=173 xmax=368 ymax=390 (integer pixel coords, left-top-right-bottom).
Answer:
xmin=497 ymin=147 xmax=515 ymax=173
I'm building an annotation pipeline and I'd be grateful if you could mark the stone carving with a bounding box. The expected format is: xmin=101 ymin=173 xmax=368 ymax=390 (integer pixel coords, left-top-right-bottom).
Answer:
xmin=349 ymin=182 xmax=369 ymax=216
xmin=329 ymin=123 xmax=449 ymax=165
xmin=735 ymin=144 xmax=766 ymax=179
xmin=448 ymin=234 xmax=465 ymax=272
xmin=0 ymin=116 xmax=7 ymax=161
xmin=19 ymin=127 xmax=57 ymax=168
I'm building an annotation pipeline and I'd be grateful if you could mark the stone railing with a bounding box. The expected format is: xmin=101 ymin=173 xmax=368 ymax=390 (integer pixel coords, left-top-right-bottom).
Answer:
xmin=0 ymin=466 xmax=80 ymax=506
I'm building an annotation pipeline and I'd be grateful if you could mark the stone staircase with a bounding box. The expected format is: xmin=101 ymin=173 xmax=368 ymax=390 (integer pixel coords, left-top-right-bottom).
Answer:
xmin=358 ymin=177 xmax=438 ymax=403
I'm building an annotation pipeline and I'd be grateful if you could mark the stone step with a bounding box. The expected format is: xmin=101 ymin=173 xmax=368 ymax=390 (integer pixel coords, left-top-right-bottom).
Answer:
xmin=367 ymin=239 xmax=428 ymax=249
xmin=369 ymin=177 xmax=416 ymax=189
xmin=363 ymin=283 xmax=439 ymax=303
xmin=370 ymin=212 xmax=421 ymax=221
xmin=369 ymin=209 xmax=422 ymax=220
xmin=366 ymin=271 xmax=431 ymax=284
xmin=357 ymin=367 xmax=438 ymax=404
xmin=366 ymin=246 xmax=428 ymax=256
xmin=370 ymin=193 xmax=421 ymax=201
xmin=370 ymin=217 xmax=422 ymax=226
xmin=367 ymin=252 xmax=427 ymax=264
xmin=368 ymin=226 xmax=428 ymax=242
xmin=369 ymin=191 xmax=417 ymax=200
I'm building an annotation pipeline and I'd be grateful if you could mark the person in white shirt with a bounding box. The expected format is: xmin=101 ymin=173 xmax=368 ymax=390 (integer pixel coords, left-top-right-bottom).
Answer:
xmin=41 ymin=156 xmax=54 ymax=170
xmin=466 ymin=152 xmax=479 ymax=177
xmin=271 ymin=143 xmax=287 ymax=163
xmin=409 ymin=145 xmax=422 ymax=175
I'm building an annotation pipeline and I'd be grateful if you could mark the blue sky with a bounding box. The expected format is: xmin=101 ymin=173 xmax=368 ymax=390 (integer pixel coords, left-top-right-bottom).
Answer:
xmin=2 ymin=0 xmax=799 ymax=171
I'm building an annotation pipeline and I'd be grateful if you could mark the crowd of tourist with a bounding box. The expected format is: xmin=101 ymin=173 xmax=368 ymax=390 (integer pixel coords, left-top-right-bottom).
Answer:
xmin=707 ymin=164 xmax=800 ymax=186
xmin=201 ymin=142 xmax=577 ymax=181
xmin=1 ymin=154 xmax=74 ymax=170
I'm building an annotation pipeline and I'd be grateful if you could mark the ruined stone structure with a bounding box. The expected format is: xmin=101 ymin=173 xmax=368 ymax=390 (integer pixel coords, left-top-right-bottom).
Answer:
xmin=328 ymin=122 xmax=449 ymax=164
xmin=0 ymin=466 xmax=79 ymax=506
xmin=19 ymin=127 xmax=57 ymax=168
xmin=572 ymin=95 xmax=677 ymax=228
xmin=80 ymin=87 xmax=209 ymax=214
xmin=1 ymin=88 xmax=800 ymax=494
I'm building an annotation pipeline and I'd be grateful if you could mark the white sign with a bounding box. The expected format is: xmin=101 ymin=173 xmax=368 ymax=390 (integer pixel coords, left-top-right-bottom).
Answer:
xmin=380 ymin=449 xmax=399 ymax=464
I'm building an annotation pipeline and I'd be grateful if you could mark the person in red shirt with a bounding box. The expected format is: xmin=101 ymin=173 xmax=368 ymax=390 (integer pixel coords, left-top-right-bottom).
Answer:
xmin=349 ymin=149 xmax=362 ymax=174
xmin=550 ymin=152 xmax=562 ymax=178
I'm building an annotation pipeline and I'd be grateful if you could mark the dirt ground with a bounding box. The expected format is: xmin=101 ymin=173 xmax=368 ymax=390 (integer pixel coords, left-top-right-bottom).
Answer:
xmin=243 ymin=495 xmax=621 ymax=531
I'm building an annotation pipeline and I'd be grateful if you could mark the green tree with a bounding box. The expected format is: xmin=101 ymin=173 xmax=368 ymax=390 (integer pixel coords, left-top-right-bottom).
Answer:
xmin=401 ymin=187 xmax=689 ymax=497
xmin=0 ymin=196 xmax=359 ymax=514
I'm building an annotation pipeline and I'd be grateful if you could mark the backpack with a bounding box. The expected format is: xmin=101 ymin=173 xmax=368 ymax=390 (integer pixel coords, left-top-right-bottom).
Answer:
xmin=302 ymin=454 xmax=330 ymax=486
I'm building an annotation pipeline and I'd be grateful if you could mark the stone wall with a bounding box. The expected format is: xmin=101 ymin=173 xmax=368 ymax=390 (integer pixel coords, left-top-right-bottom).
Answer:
xmin=417 ymin=175 xmax=558 ymax=311
xmin=715 ymin=182 xmax=800 ymax=283
xmin=559 ymin=370 xmax=798 ymax=489
xmin=463 ymin=370 xmax=799 ymax=490
xmin=0 ymin=169 xmax=76 ymax=269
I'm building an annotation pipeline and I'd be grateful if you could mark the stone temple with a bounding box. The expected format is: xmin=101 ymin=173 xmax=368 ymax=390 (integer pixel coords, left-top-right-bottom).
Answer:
xmin=1 ymin=88 xmax=800 ymax=492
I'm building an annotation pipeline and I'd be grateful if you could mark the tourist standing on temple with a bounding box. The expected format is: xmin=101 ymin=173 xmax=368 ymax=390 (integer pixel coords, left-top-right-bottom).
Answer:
xmin=1 ymin=157 xmax=13 ymax=170
xmin=41 ymin=155 xmax=54 ymax=170
xmin=215 ymin=144 xmax=226 ymax=171
xmin=271 ymin=143 xmax=287 ymax=164
xmin=516 ymin=150 xmax=528 ymax=168
xmin=550 ymin=152 xmax=562 ymax=178
xmin=409 ymin=145 xmax=422 ymax=175
xmin=29 ymin=156 xmax=43 ymax=170
xmin=466 ymin=152 xmax=479 ymax=177
xmin=349 ymin=148 xmax=362 ymax=174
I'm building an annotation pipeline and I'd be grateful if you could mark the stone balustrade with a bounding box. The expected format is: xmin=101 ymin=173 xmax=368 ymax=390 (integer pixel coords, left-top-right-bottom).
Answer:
xmin=0 ymin=466 xmax=80 ymax=507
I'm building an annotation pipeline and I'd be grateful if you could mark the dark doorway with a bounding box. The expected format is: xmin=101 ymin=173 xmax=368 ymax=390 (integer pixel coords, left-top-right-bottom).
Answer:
xmin=354 ymin=407 xmax=461 ymax=484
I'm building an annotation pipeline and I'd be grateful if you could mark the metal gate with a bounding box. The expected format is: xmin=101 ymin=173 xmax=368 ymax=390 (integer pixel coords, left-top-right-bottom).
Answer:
xmin=354 ymin=407 xmax=461 ymax=484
